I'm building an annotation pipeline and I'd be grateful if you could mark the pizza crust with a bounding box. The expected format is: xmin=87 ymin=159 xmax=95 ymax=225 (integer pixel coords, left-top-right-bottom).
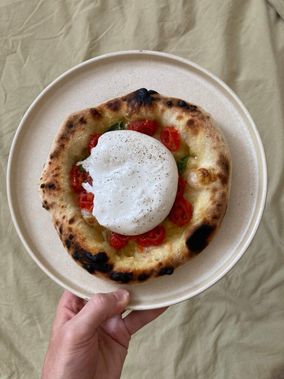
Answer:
xmin=39 ymin=88 xmax=231 ymax=283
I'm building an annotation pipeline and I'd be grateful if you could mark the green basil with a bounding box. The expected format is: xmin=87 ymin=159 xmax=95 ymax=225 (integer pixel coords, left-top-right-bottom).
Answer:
xmin=177 ymin=155 xmax=189 ymax=174
xmin=105 ymin=121 xmax=125 ymax=133
xmin=79 ymin=164 xmax=85 ymax=172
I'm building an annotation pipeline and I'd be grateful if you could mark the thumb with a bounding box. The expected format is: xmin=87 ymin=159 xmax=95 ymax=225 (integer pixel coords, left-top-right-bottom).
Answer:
xmin=71 ymin=289 xmax=129 ymax=333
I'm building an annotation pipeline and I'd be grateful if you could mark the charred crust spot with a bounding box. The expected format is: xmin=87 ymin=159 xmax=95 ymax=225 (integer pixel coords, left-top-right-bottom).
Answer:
xmin=109 ymin=272 xmax=133 ymax=283
xmin=59 ymin=134 xmax=67 ymax=142
xmin=40 ymin=184 xmax=45 ymax=188
xmin=198 ymin=168 xmax=216 ymax=185
xmin=158 ymin=266 xmax=174 ymax=276
xmin=69 ymin=234 xmax=74 ymax=240
xmin=47 ymin=183 xmax=56 ymax=190
xmin=89 ymin=108 xmax=102 ymax=119
xmin=83 ymin=262 xmax=113 ymax=274
xmin=106 ymin=99 xmax=121 ymax=112
xmin=148 ymin=89 xmax=158 ymax=95
xmin=67 ymin=121 xmax=74 ymax=129
xmin=42 ymin=201 xmax=50 ymax=210
xmin=83 ymin=264 xmax=95 ymax=273
xmin=217 ymin=154 xmax=230 ymax=186
xmin=201 ymin=168 xmax=209 ymax=178
xmin=176 ymin=100 xmax=188 ymax=108
xmin=55 ymin=220 xmax=59 ymax=227
xmin=176 ymin=100 xmax=198 ymax=112
xmin=73 ymin=249 xmax=112 ymax=273
xmin=49 ymin=150 xmax=59 ymax=160
xmin=69 ymin=217 xmax=75 ymax=225
xmin=126 ymin=88 xmax=154 ymax=108
xmin=73 ymin=250 xmax=80 ymax=260
xmin=59 ymin=226 xmax=63 ymax=235
xmin=85 ymin=252 xmax=108 ymax=264
xmin=65 ymin=238 xmax=72 ymax=249
xmin=217 ymin=154 xmax=230 ymax=177
xmin=186 ymin=224 xmax=215 ymax=254
xmin=186 ymin=118 xmax=199 ymax=134
xmin=187 ymin=119 xmax=195 ymax=126
xmin=96 ymin=263 xmax=113 ymax=273
xmin=212 ymin=213 xmax=220 ymax=221
xmin=166 ymin=100 xmax=173 ymax=107
xmin=218 ymin=173 xmax=228 ymax=185
xmin=138 ymin=273 xmax=150 ymax=282
xmin=220 ymin=191 xmax=226 ymax=201
xmin=79 ymin=116 xmax=87 ymax=124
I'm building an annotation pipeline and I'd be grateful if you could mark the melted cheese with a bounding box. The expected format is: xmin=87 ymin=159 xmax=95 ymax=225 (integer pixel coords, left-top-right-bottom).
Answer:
xmin=80 ymin=130 xmax=178 ymax=235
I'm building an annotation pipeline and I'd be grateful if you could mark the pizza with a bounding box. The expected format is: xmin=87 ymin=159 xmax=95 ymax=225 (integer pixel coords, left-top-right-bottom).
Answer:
xmin=39 ymin=88 xmax=231 ymax=283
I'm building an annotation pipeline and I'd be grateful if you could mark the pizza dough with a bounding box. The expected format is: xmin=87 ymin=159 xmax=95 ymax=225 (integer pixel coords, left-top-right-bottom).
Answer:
xmin=39 ymin=88 xmax=231 ymax=283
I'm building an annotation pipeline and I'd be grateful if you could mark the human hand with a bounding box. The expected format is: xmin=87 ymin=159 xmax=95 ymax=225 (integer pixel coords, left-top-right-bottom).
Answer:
xmin=41 ymin=290 xmax=166 ymax=379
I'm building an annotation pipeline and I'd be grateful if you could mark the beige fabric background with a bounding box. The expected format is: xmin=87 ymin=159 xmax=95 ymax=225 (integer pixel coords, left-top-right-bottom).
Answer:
xmin=1 ymin=0 xmax=284 ymax=378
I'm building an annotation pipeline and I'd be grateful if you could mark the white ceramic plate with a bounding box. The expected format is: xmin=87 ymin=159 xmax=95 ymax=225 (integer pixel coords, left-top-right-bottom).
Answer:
xmin=7 ymin=51 xmax=267 ymax=310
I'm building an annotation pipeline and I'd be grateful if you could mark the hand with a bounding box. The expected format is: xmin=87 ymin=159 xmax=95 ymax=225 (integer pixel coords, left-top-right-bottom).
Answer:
xmin=41 ymin=290 xmax=166 ymax=379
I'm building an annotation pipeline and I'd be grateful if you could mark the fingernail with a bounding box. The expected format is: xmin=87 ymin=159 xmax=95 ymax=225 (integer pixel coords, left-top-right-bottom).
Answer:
xmin=114 ymin=289 xmax=129 ymax=304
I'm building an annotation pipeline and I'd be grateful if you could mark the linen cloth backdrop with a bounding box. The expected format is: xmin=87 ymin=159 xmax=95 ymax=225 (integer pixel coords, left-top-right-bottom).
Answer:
xmin=1 ymin=1 xmax=284 ymax=378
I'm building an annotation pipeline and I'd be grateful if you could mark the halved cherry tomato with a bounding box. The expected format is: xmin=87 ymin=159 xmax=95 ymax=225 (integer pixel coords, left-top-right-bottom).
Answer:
xmin=79 ymin=191 xmax=94 ymax=212
xmin=135 ymin=225 xmax=165 ymax=247
xmin=70 ymin=165 xmax=88 ymax=193
xmin=109 ymin=232 xmax=130 ymax=249
xmin=88 ymin=133 xmax=100 ymax=151
xmin=128 ymin=119 xmax=159 ymax=136
xmin=169 ymin=197 xmax=193 ymax=227
xmin=176 ymin=176 xmax=187 ymax=198
xmin=86 ymin=174 xmax=93 ymax=185
xmin=160 ymin=127 xmax=181 ymax=151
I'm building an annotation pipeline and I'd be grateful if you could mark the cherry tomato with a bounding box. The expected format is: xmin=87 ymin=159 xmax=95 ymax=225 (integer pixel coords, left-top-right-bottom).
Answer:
xmin=109 ymin=233 xmax=130 ymax=249
xmin=176 ymin=176 xmax=187 ymax=198
xmin=70 ymin=165 xmax=88 ymax=193
xmin=86 ymin=174 xmax=93 ymax=185
xmin=160 ymin=127 xmax=181 ymax=151
xmin=128 ymin=119 xmax=159 ymax=136
xmin=135 ymin=225 xmax=166 ymax=247
xmin=169 ymin=197 xmax=193 ymax=227
xmin=88 ymin=133 xmax=100 ymax=151
xmin=78 ymin=191 xmax=94 ymax=212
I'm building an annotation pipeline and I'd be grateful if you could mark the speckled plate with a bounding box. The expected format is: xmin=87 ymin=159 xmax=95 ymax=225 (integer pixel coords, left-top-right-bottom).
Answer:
xmin=7 ymin=50 xmax=267 ymax=310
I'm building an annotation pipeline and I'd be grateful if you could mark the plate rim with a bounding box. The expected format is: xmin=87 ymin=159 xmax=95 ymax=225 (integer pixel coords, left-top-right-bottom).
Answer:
xmin=6 ymin=50 xmax=267 ymax=309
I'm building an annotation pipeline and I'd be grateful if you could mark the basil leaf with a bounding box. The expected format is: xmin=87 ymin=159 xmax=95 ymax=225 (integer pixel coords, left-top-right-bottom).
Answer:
xmin=105 ymin=121 xmax=125 ymax=133
xmin=79 ymin=164 xmax=85 ymax=172
xmin=177 ymin=155 xmax=189 ymax=174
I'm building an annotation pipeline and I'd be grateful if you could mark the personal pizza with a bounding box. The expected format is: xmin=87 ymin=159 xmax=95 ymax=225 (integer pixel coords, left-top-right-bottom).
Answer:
xmin=39 ymin=88 xmax=231 ymax=283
